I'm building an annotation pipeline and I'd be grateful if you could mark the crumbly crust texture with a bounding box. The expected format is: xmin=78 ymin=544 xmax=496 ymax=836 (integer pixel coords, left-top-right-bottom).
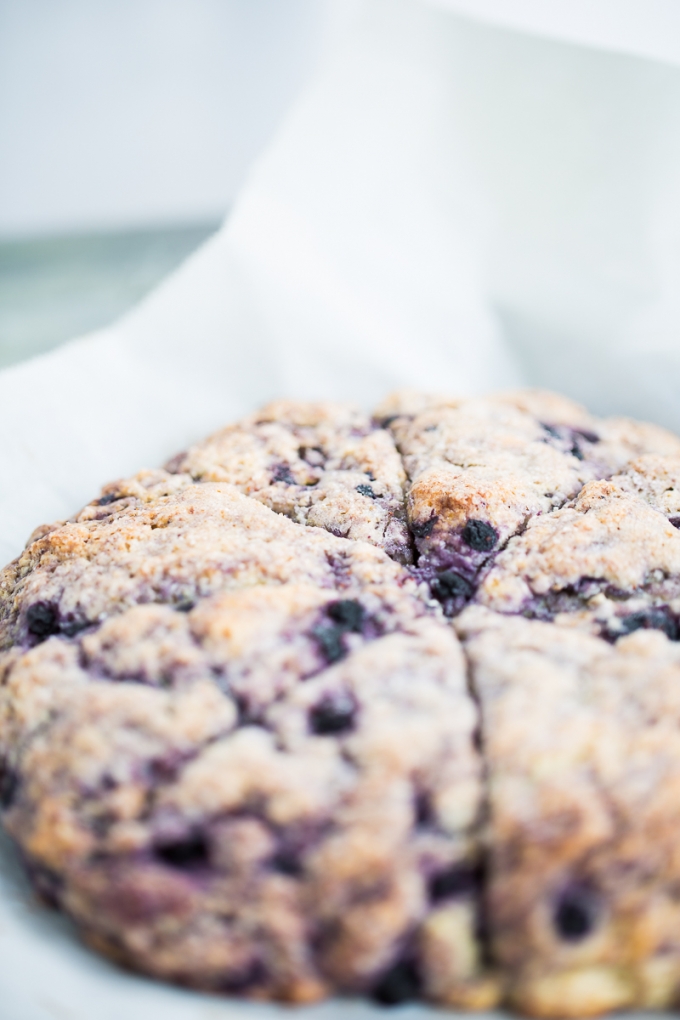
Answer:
xmin=4 ymin=391 xmax=680 ymax=1014
xmin=166 ymin=400 xmax=412 ymax=564
xmin=458 ymin=607 xmax=680 ymax=1016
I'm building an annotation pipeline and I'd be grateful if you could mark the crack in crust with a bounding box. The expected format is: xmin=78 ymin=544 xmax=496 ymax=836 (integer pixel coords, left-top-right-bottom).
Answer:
xmin=164 ymin=400 xmax=412 ymax=565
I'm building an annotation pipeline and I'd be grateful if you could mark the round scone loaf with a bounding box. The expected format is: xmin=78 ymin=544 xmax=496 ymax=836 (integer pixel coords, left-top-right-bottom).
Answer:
xmin=4 ymin=393 xmax=680 ymax=1015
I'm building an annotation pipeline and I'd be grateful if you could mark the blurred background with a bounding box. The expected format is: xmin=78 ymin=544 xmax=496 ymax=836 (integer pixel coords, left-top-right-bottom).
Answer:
xmin=0 ymin=0 xmax=340 ymax=369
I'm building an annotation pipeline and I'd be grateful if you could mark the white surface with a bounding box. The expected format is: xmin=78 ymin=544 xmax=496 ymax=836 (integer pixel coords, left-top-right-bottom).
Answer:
xmin=0 ymin=0 xmax=334 ymax=236
xmin=5 ymin=0 xmax=680 ymax=239
xmin=3 ymin=0 xmax=680 ymax=1015
xmin=431 ymin=0 xmax=680 ymax=65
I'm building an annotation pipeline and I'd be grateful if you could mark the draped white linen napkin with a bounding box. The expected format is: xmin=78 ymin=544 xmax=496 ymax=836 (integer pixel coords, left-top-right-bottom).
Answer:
xmin=3 ymin=1 xmax=680 ymax=1016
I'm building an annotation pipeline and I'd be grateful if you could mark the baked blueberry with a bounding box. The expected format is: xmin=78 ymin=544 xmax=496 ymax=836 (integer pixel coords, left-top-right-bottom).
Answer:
xmin=309 ymin=691 xmax=357 ymax=735
xmin=411 ymin=515 xmax=438 ymax=539
xmin=461 ymin=519 xmax=498 ymax=552
xmin=26 ymin=601 xmax=59 ymax=640
xmin=431 ymin=570 xmax=474 ymax=603
xmin=312 ymin=625 xmax=346 ymax=664
xmin=271 ymin=463 xmax=296 ymax=485
xmin=155 ymin=833 xmax=209 ymax=870
xmin=327 ymin=599 xmax=364 ymax=632
xmin=429 ymin=863 xmax=477 ymax=902
xmin=372 ymin=959 xmax=421 ymax=1005
xmin=553 ymin=885 xmax=599 ymax=942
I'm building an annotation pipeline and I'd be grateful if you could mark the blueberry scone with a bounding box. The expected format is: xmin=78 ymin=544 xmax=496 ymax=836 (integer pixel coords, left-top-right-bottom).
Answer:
xmin=4 ymin=391 xmax=680 ymax=1016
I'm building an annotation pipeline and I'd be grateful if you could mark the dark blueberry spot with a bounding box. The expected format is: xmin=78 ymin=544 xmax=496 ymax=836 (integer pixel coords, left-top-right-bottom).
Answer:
xmin=430 ymin=570 xmax=473 ymax=602
xmin=271 ymin=463 xmax=296 ymax=484
xmin=309 ymin=691 xmax=356 ymax=735
xmin=0 ymin=765 xmax=18 ymax=809
xmin=175 ymin=598 xmax=195 ymax=613
xmin=411 ymin=514 xmax=438 ymax=539
xmin=155 ymin=833 xmax=208 ymax=869
xmin=148 ymin=752 xmax=187 ymax=782
xmin=372 ymin=958 xmax=421 ymax=1006
xmin=669 ymin=517 xmax=680 ymax=530
xmin=327 ymin=599 xmax=364 ymax=632
xmin=26 ymin=601 xmax=60 ymax=640
xmin=414 ymin=791 xmax=433 ymax=826
xmin=542 ymin=423 xmax=561 ymax=439
xmin=299 ymin=445 xmax=326 ymax=467
xmin=429 ymin=864 xmax=477 ymax=902
xmin=461 ymin=519 xmax=497 ymax=552
xmin=312 ymin=625 xmax=346 ymax=664
xmin=554 ymin=884 xmax=598 ymax=942
xmin=574 ymin=428 xmax=600 ymax=444
xmin=90 ymin=813 xmax=115 ymax=838
xmin=570 ymin=442 xmax=585 ymax=461
xmin=380 ymin=415 xmax=400 ymax=428
xmin=97 ymin=493 xmax=119 ymax=506
xmin=27 ymin=862 xmax=63 ymax=908
xmin=616 ymin=608 xmax=679 ymax=642
xmin=60 ymin=619 xmax=87 ymax=638
xmin=356 ymin=483 xmax=376 ymax=499
xmin=233 ymin=692 xmax=257 ymax=726
xmin=271 ymin=850 xmax=303 ymax=876
xmin=222 ymin=959 xmax=267 ymax=994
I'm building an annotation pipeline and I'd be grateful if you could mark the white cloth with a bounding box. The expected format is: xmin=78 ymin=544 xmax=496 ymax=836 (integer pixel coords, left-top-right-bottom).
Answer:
xmin=3 ymin=1 xmax=680 ymax=1015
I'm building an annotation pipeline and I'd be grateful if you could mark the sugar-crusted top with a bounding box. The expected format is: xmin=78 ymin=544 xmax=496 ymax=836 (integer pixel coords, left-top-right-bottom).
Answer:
xmin=0 ymin=473 xmax=410 ymax=651
xmin=166 ymin=399 xmax=411 ymax=564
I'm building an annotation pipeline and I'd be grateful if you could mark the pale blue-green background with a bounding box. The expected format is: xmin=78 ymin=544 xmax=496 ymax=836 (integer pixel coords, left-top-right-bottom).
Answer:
xmin=0 ymin=223 xmax=219 ymax=369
